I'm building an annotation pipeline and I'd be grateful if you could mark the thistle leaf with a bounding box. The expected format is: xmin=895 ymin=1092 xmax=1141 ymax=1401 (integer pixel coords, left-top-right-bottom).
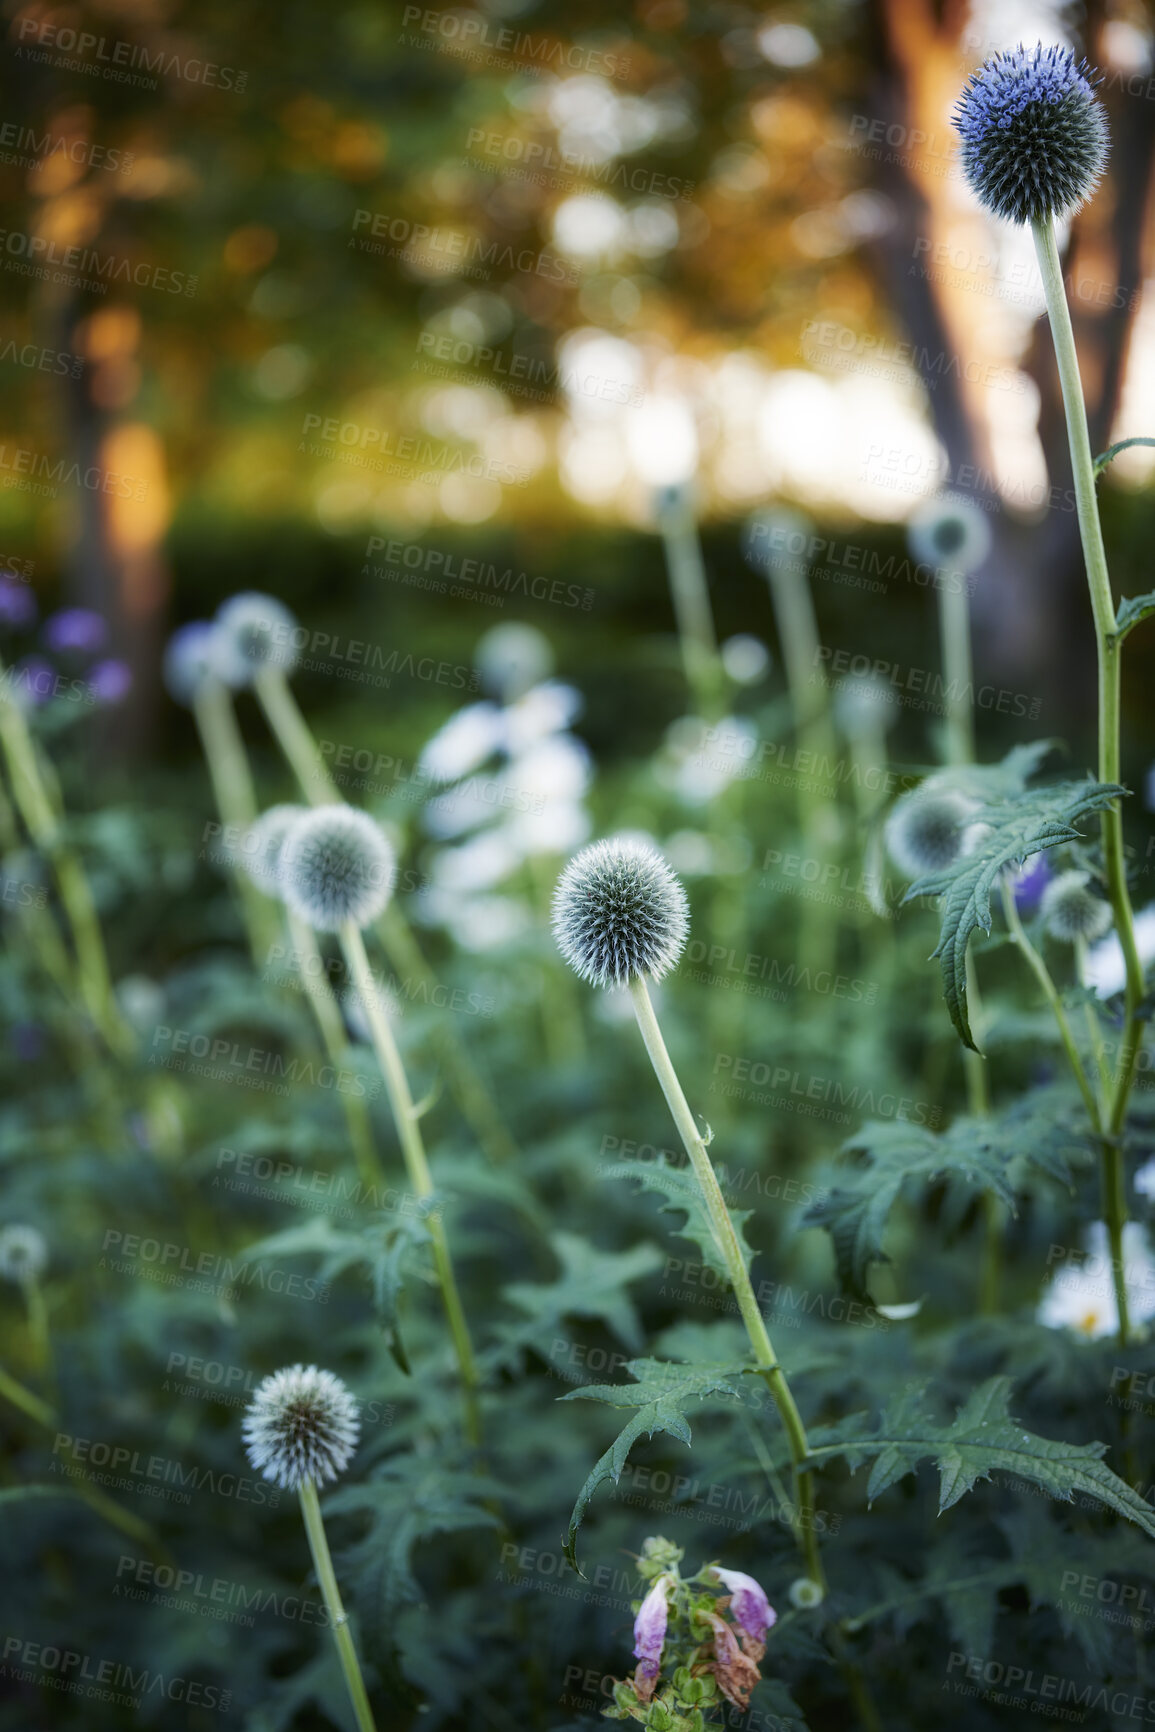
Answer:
xmin=600 ymin=1157 xmax=754 ymax=1283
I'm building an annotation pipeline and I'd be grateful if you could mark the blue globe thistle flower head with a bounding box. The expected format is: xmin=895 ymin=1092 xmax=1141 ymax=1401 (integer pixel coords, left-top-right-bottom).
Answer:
xmin=553 ymin=836 xmax=689 ymax=988
xmin=954 ymin=44 xmax=1108 ymax=226
xmin=163 ymin=621 xmax=220 ymax=707
xmin=214 ymin=592 xmax=299 ymax=686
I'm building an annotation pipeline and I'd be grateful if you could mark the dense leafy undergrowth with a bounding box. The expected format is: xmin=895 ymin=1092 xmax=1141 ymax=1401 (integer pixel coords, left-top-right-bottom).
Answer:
xmin=3 ymin=637 xmax=1155 ymax=1732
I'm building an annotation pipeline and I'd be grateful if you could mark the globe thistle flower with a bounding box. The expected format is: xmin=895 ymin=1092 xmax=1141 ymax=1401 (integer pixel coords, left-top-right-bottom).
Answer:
xmin=553 ymin=837 xmax=689 ymax=988
xmin=242 ymin=1363 xmax=360 ymax=1489
xmin=242 ymin=803 xmax=307 ymax=895
xmin=0 ymin=1224 xmax=47 ymax=1284
xmin=884 ymin=788 xmax=980 ymax=879
xmin=632 ymin=1573 xmax=671 ymax=1700
xmin=832 ymin=672 xmax=897 ymax=739
xmin=163 ymin=621 xmax=221 ymax=707
xmin=214 ymin=591 xmax=299 ymax=685
xmin=476 ymin=622 xmax=553 ymax=702
xmin=279 ymin=805 xmax=396 ymax=932
xmin=788 ymin=1576 xmax=826 ymax=1611
xmin=711 ymin=1567 xmax=776 ymax=1653
xmin=954 ymin=44 xmax=1109 ymax=227
xmin=907 ymin=493 xmax=991 ymax=576
xmin=1040 ymin=869 xmax=1113 ymax=943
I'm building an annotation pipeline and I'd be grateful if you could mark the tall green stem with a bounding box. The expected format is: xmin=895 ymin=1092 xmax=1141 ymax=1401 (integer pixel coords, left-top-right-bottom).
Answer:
xmin=1034 ymin=216 xmax=1141 ymax=1345
xmin=192 ymin=680 xmax=281 ymax=968
xmin=297 ymin=1479 xmax=378 ymax=1732
xmin=627 ymin=976 xmax=824 ymax=1590
xmin=0 ymin=666 xmax=133 ymax=1058
xmin=255 ymin=666 xmax=517 ymax=1164
xmin=341 ymin=922 xmax=482 ymax=1446
xmin=937 ymin=578 xmax=975 ymax=768
xmin=656 ymin=495 xmax=723 ymax=719
xmin=287 ymin=911 xmax=384 ymax=1191
xmin=1000 ymin=881 xmax=1100 ymax=1128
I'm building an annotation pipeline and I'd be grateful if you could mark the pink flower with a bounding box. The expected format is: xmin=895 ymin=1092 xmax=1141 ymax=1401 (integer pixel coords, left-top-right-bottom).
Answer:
xmin=632 ymin=1574 xmax=671 ymax=1699
xmin=712 ymin=1567 xmax=776 ymax=1654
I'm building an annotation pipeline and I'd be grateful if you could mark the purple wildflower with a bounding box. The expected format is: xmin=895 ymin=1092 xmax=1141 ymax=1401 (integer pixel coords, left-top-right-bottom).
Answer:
xmin=712 ymin=1568 xmax=776 ymax=1649
xmin=0 ymin=577 xmax=36 ymax=631
xmin=632 ymin=1574 xmax=671 ymax=1692
xmin=43 ymin=608 xmax=108 ymax=656
xmin=89 ymin=659 xmax=132 ymax=705
xmin=1012 ymin=851 xmax=1052 ymax=914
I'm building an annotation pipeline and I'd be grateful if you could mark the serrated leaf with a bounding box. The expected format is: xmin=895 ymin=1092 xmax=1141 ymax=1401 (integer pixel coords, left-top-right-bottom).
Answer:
xmin=1114 ymin=591 xmax=1155 ymax=641
xmin=807 ymin=1376 xmax=1155 ymax=1539
xmin=502 ymin=1231 xmax=665 ymax=1356
xmin=600 ymin=1157 xmax=753 ymax=1283
xmin=905 ymin=776 xmax=1124 ymax=1049
xmin=802 ymin=1091 xmax=1086 ymax=1298
xmin=558 ymin=1358 xmax=752 ymax=1571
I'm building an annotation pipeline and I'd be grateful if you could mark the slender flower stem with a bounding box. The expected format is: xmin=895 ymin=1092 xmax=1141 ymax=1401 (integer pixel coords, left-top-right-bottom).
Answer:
xmin=255 ymin=666 xmax=517 ymax=1165
xmin=192 ymin=680 xmax=281 ymax=968
xmin=627 ymin=976 xmax=825 ymax=1591
xmin=297 ymin=1479 xmax=378 ymax=1732
xmin=0 ymin=667 xmax=133 ymax=1057
xmin=1074 ymin=935 xmax=1112 ymax=1116
xmin=937 ymin=578 xmax=976 ymax=768
xmin=657 ymin=498 xmax=723 ymax=718
xmin=341 ymin=922 xmax=482 ymax=1446
xmin=1033 ymin=216 xmax=1141 ymax=1345
xmin=1000 ymin=880 xmax=1101 ymax=1127
xmin=0 ymin=1361 xmax=55 ymax=1427
xmin=287 ymin=911 xmax=385 ymax=1190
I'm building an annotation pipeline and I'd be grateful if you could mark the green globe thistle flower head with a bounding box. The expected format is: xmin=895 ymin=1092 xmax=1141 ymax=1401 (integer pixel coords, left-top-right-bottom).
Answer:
xmin=279 ymin=805 xmax=396 ymax=932
xmin=553 ymin=837 xmax=689 ymax=988
xmin=242 ymin=1364 xmax=360 ymax=1490
xmin=242 ymin=804 xmax=307 ymax=896
xmin=885 ymin=787 xmax=982 ymax=879
xmin=1041 ymin=868 xmax=1113 ymax=943
xmin=214 ymin=592 xmax=299 ymax=686
xmin=954 ymin=44 xmax=1108 ymax=226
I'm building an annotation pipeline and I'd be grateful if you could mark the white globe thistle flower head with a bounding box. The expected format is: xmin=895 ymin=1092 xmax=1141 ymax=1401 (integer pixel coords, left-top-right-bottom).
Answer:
xmin=0 ymin=1224 xmax=48 ymax=1284
xmin=163 ymin=621 xmax=221 ymax=707
xmin=907 ymin=493 xmax=991 ymax=577
xmin=884 ymin=787 xmax=981 ymax=879
xmin=833 ymin=673 xmax=898 ymax=739
xmin=279 ymin=805 xmax=396 ymax=932
xmin=1040 ymin=869 xmax=1113 ymax=944
xmin=553 ymin=836 xmax=689 ymax=988
xmin=476 ymin=622 xmax=553 ymax=701
xmin=214 ymin=592 xmax=299 ymax=686
xmin=242 ymin=804 xmax=307 ymax=895
xmin=242 ymin=1363 xmax=360 ymax=1490
xmin=1084 ymin=903 xmax=1155 ymax=998
xmin=418 ymin=701 xmax=505 ymax=786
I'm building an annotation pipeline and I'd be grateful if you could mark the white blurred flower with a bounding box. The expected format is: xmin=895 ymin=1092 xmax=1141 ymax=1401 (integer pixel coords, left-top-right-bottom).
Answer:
xmin=509 ymin=798 xmax=592 ymax=858
xmin=418 ymin=701 xmax=505 ymax=784
xmin=504 ymin=681 xmax=583 ymax=755
xmin=1036 ymin=1222 xmax=1155 ymax=1338
xmin=1136 ymin=1157 xmax=1155 ymax=1201
xmin=476 ymin=623 xmax=553 ymax=701
xmin=431 ymin=830 xmax=524 ymax=894
xmin=437 ymin=892 xmax=531 ymax=952
xmin=1084 ymin=904 xmax=1155 ymax=998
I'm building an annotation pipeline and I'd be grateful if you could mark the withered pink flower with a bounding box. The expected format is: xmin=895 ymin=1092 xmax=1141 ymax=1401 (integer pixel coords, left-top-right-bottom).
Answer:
xmin=712 ymin=1566 xmax=776 ymax=1658
xmin=632 ymin=1573 xmax=671 ymax=1701
xmin=701 ymin=1610 xmax=762 ymax=1710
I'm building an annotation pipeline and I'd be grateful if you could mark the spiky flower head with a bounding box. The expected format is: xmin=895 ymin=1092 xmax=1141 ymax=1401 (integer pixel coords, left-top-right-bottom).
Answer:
xmin=907 ymin=492 xmax=991 ymax=576
xmin=553 ymin=837 xmax=689 ymax=988
xmin=242 ymin=1363 xmax=360 ymax=1490
xmin=242 ymin=804 xmax=307 ymax=895
xmin=954 ymin=44 xmax=1108 ymax=226
xmin=214 ymin=592 xmax=299 ymax=685
xmin=885 ymin=788 xmax=980 ymax=879
xmin=163 ymin=621 xmax=220 ymax=707
xmin=1041 ymin=868 xmax=1113 ymax=943
xmin=0 ymin=1224 xmax=47 ymax=1284
xmin=279 ymin=805 xmax=395 ymax=932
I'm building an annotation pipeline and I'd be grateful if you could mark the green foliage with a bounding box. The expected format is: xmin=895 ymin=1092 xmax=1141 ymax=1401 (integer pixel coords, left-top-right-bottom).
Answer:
xmin=600 ymin=1158 xmax=754 ymax=1282
xmin=905 ymin=766 xmax=1124 ymax=1047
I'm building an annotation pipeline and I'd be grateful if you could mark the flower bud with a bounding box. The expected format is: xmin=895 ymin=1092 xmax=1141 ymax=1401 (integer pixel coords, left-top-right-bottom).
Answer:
xmin=279 ymin=805 xmax=396 ymax=932
xmin=884 ymin=788 xmax=980 ymax=878
xmin=1040 ymin=868 xmax=1113 ymax=943
xmin=553 ymin=837 xmax=689 ymax=988
xmin=242 ymin=1363 xmax=360 ymax=1490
